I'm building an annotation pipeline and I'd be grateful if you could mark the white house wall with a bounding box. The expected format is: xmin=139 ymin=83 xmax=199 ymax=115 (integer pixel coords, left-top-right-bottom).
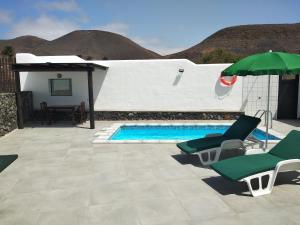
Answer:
xmin=17 ymin=54 xmax=244 ymax=112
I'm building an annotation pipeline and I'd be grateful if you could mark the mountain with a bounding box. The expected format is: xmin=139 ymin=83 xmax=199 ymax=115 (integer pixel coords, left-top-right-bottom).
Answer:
xmin=0 ymin=30 xmax=162 ymax=60
xmin=2 ymin=24 xmax=300 ymax=62
xmin=169 ymin=23 xmax=300 ymax=63
xmin=0 ymin=36 xmax=48 ymax=54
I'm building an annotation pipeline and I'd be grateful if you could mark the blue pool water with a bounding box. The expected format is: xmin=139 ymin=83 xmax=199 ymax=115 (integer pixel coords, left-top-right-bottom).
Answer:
xmin=110 ymin=125 xmax=280 ymax=141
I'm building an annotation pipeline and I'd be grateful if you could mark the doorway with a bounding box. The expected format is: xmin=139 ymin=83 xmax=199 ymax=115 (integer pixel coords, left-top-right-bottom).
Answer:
xmin=277 ymin=75 xmax=299 ymax=119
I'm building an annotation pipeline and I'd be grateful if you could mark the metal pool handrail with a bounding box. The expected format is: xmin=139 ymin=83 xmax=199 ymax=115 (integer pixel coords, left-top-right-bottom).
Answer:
xmin=254 ymin=110 xmax=273 ymax=128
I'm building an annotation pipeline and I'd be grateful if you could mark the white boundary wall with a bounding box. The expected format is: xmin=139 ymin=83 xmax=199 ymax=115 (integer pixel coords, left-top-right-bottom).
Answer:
xmin=17 ymin=53 xmax=244 ymax=112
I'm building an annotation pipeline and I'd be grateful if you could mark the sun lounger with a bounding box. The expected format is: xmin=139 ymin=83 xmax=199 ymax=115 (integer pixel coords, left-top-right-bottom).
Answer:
xmin=176 ymin=115 xmax=261 ymax=165
xmin=211 ymin=130 xmax=300 ymax=196
xmin=0 ymin=154 xmax=18 ymax=173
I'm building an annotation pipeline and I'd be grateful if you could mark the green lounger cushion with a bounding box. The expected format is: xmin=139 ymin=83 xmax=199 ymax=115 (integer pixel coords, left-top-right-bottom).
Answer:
xmin=211 ymin=154 xmax=282 ymax=181
xmin=223 ymin=115 xmax=261 ymax=140
xmin=177 ymin=136 xmax=226 ymax=154
xmin=0 ymin=154 xmax=18 ymax=173
xmin=269 ymin=130 xmax=300 ymax=159
xmin=211 ymin=130 xmax=300 ymax=181
xmin=177 ymin=115 xmax=261 ymax=154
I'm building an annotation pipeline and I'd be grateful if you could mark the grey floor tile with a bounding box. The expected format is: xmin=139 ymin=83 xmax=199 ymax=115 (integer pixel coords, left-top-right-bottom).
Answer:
xmin=128 ymin=180 xmax=174 ymax=200
xmin=92 ymin=151 xmax=121 ymax=162
xmin=124 ymin=167 xmax=157 ymax=182
xmin=89 ymin=181 xmax=131 ymax=205
xmin=91 ymin=160 xmax=121 ymax=173
xmin=11 ymin=176 xmax=54 ymax=194
xmin=219 ymin=193 xmax=276 ymax=213
xmin=168 ymin=178 xmax=216 ymax=198
xmin=282 ymin=206 xmax=300 ymax=225
xmin=135 ymin=197 xmax=190 ymax=225
xmin=153 ymin=164 xmax=197 ymax=180
xmin=179 ymin=195 xmax=235 ymax=222
xmin=0 ymin=121 xmax=298 ymax=225
xmin=0 ymin=177 xmax=18 ymax=195
xmin=0 ymin=192 xmax=44 ymax=216
xmin=52 ymin=174 xmax=93 ymax=190
xmin=238 ymin=208 xmax=297 ymax=225
xmin=147 ymin=220 xmax=192 ymax=225
xmin=36 ymin=207 xmax=89 ymax=225
xmin=37 ymin=188 xmax=90 ymax=212
xmin=0 ymin=209 xmax=40 ymax=225
xmin=88 ymin=202 xmax=140 ymax=225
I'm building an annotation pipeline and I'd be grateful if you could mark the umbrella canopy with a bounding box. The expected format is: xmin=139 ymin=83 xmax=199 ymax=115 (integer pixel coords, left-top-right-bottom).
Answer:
xmin=222 ymin=51 xmax=300 ymax=76
xmin=221 ymin=51 xmax=300 ymax=149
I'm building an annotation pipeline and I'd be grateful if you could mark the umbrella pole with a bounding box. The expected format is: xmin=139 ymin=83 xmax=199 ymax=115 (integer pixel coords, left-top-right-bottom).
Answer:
xmin=265 ymin=75 xmax=271 ymax=149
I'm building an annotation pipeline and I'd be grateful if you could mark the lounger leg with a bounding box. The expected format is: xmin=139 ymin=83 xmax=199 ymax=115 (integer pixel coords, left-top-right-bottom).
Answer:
xmin=197 ymin=148 xmax=221 ymax=166
xmin=242 ymin=160 xmax=300 ymax=197
xmin=243 ymin=171 xmax=276 ymax=197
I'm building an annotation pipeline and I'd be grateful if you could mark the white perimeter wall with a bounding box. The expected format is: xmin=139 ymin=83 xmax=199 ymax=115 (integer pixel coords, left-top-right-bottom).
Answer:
xmin=17 ymin=54 xmax=244 ymax=112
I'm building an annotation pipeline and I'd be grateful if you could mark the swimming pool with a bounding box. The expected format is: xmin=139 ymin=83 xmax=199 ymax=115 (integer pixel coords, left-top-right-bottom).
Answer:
xmin=109 ymin=125 xmax=281 ymax=141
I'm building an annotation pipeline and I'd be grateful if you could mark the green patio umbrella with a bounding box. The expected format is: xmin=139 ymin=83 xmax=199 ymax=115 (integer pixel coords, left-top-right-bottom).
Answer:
xmin=221 ymin=51 xmax=300 ymax=148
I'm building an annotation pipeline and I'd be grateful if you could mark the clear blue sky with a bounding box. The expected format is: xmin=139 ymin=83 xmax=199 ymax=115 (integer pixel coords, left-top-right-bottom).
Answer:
xmin=0 ymin=0 xmax=299 ymax=54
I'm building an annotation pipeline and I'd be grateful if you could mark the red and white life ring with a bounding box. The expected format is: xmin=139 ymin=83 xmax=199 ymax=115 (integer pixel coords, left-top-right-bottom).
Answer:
xmin=219 ymin=75 xmax=237 ymax=86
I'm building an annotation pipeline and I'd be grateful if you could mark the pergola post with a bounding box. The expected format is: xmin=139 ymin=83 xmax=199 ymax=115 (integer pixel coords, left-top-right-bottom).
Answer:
xmin=14 ymin=71 xmax=24 ymax=129
xmin=87 ymin=70 xmax=95 ymax=129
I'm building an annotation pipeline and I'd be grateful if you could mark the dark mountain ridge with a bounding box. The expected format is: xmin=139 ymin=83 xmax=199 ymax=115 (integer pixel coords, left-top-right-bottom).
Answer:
xmin=168 ymin=23 xmax=300 ymax=63
xmin=0 ymin=30 xmax=161 ymax=60
xmin=1 ymin=23 xmax=300 ymax=62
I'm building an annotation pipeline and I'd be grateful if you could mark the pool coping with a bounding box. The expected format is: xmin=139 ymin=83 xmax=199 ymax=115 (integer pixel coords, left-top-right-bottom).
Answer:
xmin=92 ymin=122 xmax=284 ymax=144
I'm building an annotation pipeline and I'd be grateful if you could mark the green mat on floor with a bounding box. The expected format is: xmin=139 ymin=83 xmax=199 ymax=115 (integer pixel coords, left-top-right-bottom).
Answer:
xmin=0 ymin=154 xmax=18 ymax=173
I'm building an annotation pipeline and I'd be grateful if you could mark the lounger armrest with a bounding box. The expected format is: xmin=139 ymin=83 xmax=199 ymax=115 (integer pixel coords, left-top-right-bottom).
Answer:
xmin=245 ymin=148 xmax=266 ymax=155
xmin=205 ymin=133 xmax=223 ymax=138
xmin=275 ymin=159 xmax=300 ymax=173
xmin=220 ymin=139 xmax=244 ymax=150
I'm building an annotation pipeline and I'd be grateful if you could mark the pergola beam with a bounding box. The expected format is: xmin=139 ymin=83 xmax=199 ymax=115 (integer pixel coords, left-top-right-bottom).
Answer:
xmin=12 ymin=63 xmax=107 ymax=72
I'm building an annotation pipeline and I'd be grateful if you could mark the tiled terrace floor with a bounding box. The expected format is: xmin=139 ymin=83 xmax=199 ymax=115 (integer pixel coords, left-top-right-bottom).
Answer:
xmin=0 ymin=120 xmax=299 ymax=225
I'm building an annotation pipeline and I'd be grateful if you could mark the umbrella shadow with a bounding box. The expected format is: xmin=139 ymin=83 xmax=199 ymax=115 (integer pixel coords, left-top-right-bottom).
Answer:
xmin=276 ymin=119 xmax=300 ymax=128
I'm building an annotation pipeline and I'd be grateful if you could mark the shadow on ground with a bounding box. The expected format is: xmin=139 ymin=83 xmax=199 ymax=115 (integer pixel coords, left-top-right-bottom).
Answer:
xmin=171 ymin=154 xmax=204 ymax=168
xmin=171 ymin=153 xmax=250 ymax=196
xmin=171 ymin=149 xmax=244 ymax=168
xmin=275 ymin=171 xmax=300 ymax=185
xmin=203 ymin=171 xmax=300 ymax=197
xmin=172 ymin=151 xmax=300 ymax=197
xmin=276 ymin=119 xmax=300 ymax=127
xmin=202 ymin=176 xmax=250 ymax=196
